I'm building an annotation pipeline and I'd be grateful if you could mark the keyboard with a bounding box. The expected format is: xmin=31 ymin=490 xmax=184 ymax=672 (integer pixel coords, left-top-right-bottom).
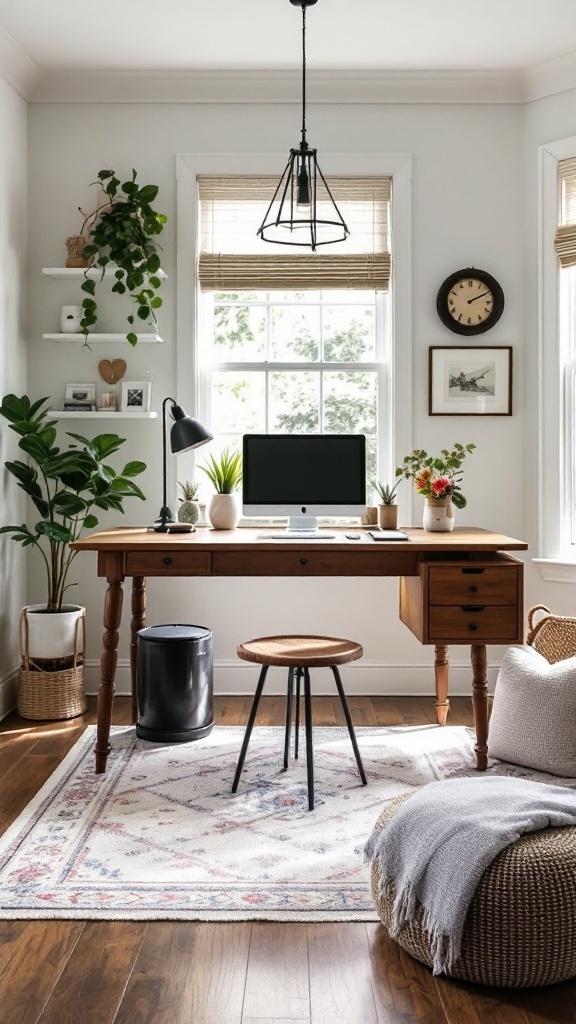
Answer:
xmin=258 ymin=531 xmax=336 ymax=540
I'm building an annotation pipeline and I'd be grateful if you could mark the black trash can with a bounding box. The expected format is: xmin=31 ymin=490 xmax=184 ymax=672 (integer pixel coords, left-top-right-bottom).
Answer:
xmin=136 ymin=624 xmax=213 ymax=743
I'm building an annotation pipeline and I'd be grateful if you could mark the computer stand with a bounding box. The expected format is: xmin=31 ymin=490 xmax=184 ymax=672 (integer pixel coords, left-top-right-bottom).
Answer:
xmin=286 ymin=516 xmax=318 ymax=533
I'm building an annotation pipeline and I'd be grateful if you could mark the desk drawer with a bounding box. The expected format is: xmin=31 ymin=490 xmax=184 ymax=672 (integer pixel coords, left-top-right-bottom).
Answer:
xmin=429 ymin=605 xmax=519 ymax=642
xmin=212 ymin=550 xmax=415 ymax=576
xmin=125 ymin=551 xmax=211 ymax=576
xmin=429 ymin=566 xmax=518 ymax=605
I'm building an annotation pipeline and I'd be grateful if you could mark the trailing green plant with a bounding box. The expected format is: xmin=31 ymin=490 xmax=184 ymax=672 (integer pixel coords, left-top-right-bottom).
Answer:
xmin=79 ymin=168 xmax=167 ymax=347
xmin=199 ymin=448 xmax=242 ymax=494
xmin=396 ymin=443 xmax=476 ymax=509
xmin=374 ymin=480 xmax=400 ymax=505
xmin=0 ymin=394 xmax=147 ymax=611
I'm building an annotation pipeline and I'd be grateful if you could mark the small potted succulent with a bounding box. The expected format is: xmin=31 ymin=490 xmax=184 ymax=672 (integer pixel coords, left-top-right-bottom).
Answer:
xmin=199 ymin=448 xmax=243 ymax=530
xmin=177 ymin=480 xmax=200 ymax=526
xmin=374 ymin=480 xmax=400 ymax=530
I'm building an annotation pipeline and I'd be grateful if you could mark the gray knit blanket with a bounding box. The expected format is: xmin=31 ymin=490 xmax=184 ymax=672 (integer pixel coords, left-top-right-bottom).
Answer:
xmin=364 ymin=775 xmax=576 ymax=975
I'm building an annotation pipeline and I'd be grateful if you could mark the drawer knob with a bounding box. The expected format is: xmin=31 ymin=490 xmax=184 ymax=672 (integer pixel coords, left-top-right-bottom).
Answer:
xmin=469 ymin=622 xmax=478 ymax=632
xmin=163 ymin=556 xmax=172 ymax=565
xmin=300 ymin=557 xmax=308 ymax=566
xmin=469 ymin=585 xmax=478 ymax=593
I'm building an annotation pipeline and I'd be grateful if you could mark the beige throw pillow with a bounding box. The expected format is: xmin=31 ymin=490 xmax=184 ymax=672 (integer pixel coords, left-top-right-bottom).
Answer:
xmin=488 ymin=644 xmax=576 ymax=777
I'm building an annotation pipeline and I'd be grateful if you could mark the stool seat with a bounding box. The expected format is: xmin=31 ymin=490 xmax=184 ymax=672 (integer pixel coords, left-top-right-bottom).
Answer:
xmin=237 ymin=634 xmax=363 ymax=668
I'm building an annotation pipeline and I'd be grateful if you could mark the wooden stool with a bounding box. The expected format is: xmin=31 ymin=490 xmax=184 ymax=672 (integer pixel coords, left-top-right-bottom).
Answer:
xmin=231 ymin=634 xmax=367 ymax=810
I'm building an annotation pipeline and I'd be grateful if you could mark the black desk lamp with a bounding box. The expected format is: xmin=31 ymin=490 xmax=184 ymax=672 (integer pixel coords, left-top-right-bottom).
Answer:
xmin=153 ymin=397 xmax=213 ymax=533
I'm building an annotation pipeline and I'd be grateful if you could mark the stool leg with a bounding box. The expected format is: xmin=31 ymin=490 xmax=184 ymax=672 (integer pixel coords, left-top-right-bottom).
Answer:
xmin=283 ymin=667 xmax=294 ymax=770
xmin=232 ymin=665 xmax=269 ymax=793
xmin=303 ymin=668 xmax=314 ymax=811
xmin=332 ymin=665 xmax=367 ymax=786
xmin=294 ymin=668 xmax=301 ymax=760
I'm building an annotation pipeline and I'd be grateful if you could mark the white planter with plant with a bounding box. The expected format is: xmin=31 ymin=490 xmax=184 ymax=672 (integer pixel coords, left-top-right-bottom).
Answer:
xmin=0 ymin=393 xmax=147 ymax=664
xmin=199 ymin=448 xmax=243 ymax=530
xmin=396 ymin=442 xmax=476 ymax=532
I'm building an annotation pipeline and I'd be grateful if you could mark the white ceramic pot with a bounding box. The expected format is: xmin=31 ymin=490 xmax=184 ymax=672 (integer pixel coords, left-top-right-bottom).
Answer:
xmin=423 ymin=498 xmax=455 ymax=532
xmin=208 ymin=493 xmax=241 ymax=530
xmin=22 ymin=604 xmax=85 ymax=659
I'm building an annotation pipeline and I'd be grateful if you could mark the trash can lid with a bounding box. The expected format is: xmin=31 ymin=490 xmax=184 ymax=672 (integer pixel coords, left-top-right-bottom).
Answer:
xmin=138 ymin=624 xmax=212 ymax=642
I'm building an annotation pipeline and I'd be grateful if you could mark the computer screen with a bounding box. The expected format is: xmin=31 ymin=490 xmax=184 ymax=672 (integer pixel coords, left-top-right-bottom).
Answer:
xmin=243 ymin=434 xmax=367 ymax=530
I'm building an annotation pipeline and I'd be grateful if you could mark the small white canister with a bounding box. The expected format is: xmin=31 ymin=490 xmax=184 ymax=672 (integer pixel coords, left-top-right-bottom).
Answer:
xmin=60 ymin=305 xmax=83 ymax=333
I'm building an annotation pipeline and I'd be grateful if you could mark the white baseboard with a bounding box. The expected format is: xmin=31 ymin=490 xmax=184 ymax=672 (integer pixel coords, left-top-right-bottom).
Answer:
xmin=83 ymin=657 xmax=499 ymax=697
xmin=0 ymin=667 xmax=18 ymax=720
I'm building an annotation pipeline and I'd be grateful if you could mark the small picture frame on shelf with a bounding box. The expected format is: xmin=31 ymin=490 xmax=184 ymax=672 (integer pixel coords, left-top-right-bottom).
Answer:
xmin=64 ymin=382 xmax=96 ymax=406
xmin=429 ymin=346 xmax=513 ymax=416
xmin=120 ymin=380 xmax=152 ymax=412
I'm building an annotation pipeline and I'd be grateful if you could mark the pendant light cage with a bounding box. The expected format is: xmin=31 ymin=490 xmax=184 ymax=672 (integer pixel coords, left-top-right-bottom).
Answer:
xmin=257 ymin=0 xmax=349 ymax=251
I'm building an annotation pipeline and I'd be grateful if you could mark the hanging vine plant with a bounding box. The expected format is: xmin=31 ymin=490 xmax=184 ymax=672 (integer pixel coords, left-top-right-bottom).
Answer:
xmin=79 ymin=168 xmax=167 ymax=347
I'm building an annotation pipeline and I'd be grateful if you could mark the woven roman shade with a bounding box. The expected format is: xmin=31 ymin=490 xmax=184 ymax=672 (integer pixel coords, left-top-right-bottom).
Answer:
xmin=556 ymin=158 xmax=576 ymax=267
xmin=198 ymin=175 xmax=391 ymax=291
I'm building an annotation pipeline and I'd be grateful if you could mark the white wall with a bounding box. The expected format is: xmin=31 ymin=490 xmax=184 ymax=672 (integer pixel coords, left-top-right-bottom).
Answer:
xmin=0 ymin=75 xmax=27 ymax=716
xmin=26 ymin=99 xmax=526 ymax=696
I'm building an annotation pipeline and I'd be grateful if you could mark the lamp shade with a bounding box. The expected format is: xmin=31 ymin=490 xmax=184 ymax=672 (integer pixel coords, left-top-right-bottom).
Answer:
xmin=169 ymin=404 xmax=213 ymax=453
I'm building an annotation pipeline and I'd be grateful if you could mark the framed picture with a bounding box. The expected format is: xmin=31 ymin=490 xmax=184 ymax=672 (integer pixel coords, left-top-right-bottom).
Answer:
xmin=120 ymin=380 xmax=152 ymax=412
xmin=429 ymin=347 xmax=512 ymax=416
xmin=64 ymin=383 xmax=96 ymax=403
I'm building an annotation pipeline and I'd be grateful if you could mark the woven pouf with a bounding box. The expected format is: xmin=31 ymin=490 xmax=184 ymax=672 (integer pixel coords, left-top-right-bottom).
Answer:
xmin=369 ymin=793 xmax=576 ymax=987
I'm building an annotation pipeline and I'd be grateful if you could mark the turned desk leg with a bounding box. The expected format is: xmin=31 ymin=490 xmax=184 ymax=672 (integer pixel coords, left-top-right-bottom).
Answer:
xmin=130 ymin=576 xmax=146 ymax=724
xmin=95 ymin=558 xmax=124 ymax=774
xmin=471 ymin=644 xmax=488 ymax=771
xmin=433 ymin=644 xmax=450 ymax=725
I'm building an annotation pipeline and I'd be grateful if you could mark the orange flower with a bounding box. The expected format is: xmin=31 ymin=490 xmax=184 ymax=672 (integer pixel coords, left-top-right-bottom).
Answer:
xmin=415 ymin=469 xmax=431 ymax=490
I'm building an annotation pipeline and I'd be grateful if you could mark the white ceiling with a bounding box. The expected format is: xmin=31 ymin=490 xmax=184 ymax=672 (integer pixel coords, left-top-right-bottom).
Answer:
xmin=1 ymin=0 xmax=576 ymax=74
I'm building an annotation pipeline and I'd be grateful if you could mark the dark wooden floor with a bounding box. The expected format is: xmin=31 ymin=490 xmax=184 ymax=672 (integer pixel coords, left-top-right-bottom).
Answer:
xmin=1 ymin=695 xmax=575 ymax=1024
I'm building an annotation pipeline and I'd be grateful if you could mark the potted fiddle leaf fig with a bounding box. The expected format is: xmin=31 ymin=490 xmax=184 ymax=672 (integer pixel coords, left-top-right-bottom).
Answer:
xmin=78 ymin=168 xmax=167 ymax=347
xmin=0 ymin=393 xmax=147 ymax=663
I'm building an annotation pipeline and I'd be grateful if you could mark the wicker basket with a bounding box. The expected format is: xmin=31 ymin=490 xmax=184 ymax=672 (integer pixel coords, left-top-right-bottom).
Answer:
xmin=17 ymin=608 xmax=87 ymax=720
xmin=526 ymin=604 xmax=576 ymax=664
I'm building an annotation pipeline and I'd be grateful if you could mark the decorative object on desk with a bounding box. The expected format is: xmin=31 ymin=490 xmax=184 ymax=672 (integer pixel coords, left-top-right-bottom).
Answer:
xmin=78 ymin=168 xmax=166 ymax=347
xmin=98 ymin=358 xmax=127 ymax=385
xmin=0 ymin=723 xmax=569 ymax=923
xmin=429 ymin=347 xmax=512 ymax=416
xmin=0 ymin=393 xmax=145 ymax=705
xmin=361 ymin=506 xmax=378 ymax=526
xmin=120 ymin=379 xmax=151 ymax=412
xmin=153 ymin=398 xmax=212 ymax=533
xmin=97 ymin=392 xmax=117 ymax=411
xmin=374 ymin=480 xmax=399 ymax=530
xmin=396 ymin=442 xmax=475 ymax=532
xmin=436 ymin=267 xmax=505 ymax=336
xmin=65 ymin=235 xmax=90 ymax=268
xmin=60 ymin=305 xmax=83 ymax=333
xmin=200 ymin=447 xmax=242 ymax=530
xmin=177 ymin=480 xmax=200 ymax=525
xmin=256 ymin=0 xmax=348 ymax=251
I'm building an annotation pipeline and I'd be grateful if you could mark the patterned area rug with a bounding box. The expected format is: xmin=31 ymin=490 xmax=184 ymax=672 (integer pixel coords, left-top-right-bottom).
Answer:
xmin=0 ymin=724 xmax=569 ymax=921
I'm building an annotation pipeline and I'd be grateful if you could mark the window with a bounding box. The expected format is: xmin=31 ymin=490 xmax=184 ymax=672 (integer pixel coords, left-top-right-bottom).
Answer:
xmin=196 ymin=175 xmax=392 ymax=503
xmin=555 ymin=158 xmax=576 ymax=553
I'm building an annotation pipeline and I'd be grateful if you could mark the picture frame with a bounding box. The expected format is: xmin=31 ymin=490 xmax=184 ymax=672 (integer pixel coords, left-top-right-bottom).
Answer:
xmin=64 ymin=383 xmax=96 ymax=404
xmin=120 ymin=380 xmax=152 ymax=413
xmin=429 ymin=347 xmax=512 ymax=416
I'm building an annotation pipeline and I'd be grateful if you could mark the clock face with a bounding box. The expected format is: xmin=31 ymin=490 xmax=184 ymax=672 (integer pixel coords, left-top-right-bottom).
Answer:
xmin=436 ymin=268 xmax=504 ymax=336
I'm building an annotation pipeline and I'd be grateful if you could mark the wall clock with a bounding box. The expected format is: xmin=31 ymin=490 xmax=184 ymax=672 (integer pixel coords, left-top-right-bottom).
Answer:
xmin=436 ymin=267 xmax=504 ymax=336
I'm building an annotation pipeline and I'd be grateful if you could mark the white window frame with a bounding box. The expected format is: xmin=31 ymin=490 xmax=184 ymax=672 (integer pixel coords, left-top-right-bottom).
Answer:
xmin=535 ymin=136 xmax=576 ymax=581
xmin=175 ymin=152 xmax=413 ymax=524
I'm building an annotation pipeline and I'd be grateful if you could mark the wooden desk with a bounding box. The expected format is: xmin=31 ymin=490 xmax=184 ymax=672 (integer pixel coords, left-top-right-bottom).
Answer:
xmin=70 ymin=526 xmax=528 ymax=774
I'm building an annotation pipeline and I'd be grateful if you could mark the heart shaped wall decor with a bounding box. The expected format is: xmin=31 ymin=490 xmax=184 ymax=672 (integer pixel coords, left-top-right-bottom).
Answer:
xmin=98 ymin=359 xmax=127 ymax=385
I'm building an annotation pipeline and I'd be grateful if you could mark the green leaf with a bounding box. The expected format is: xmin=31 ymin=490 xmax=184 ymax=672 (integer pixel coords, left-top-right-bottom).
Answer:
xmin=18 ymin=433 xmax=53 ymax=463
xmin=121 ymin=460 xmax=146 ymax=477
xmin=137 ymin=185 xmax=159 ymax=205
xmin=98 ymin=169 xmax=115 ymax=180
xmin=81 ymin=279 xmax=96 ymax=295
xmin=150 ymin=297 xmax=162 ymax=309
xmin=52 ymin=491 xmax=87 ymax=516
xmin=137 ymin=306 xmax=150 ymax=320
xmin=146 ymin=253 xmax=161 ymax=273
xmin=127 ymin=332 xmax=138 ymax=347
xmin=35 ymin=521 xmax=71 ymax=543
xmin=112 ymin=282 xmax=126 ymax=294
xmin=90 ymin=434 xmax=125 ymax=459
xmin=149 ymin=276 xmax=161 ymax=289
xmin=83 ymin=514 xmax=99 ymax=529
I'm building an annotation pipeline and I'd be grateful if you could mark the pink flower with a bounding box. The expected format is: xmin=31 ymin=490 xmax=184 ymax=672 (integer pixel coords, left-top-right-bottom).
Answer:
xmin=432 ymin=476 xmax=451 ymax=495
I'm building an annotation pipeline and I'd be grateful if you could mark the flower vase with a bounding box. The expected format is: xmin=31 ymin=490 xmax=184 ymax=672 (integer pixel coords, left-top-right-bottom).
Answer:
xmin=423 ymin=497 xmax=455 ymax=532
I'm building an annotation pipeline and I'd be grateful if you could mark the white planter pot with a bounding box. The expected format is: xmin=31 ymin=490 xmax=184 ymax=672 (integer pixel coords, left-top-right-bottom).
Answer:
xmin=208 ymin=493 xmax=241 ymax=530
xmin=423 ymin=498 xmax=455 ymax=532
xmin=22 ymin=604 xmax=85 ymax=659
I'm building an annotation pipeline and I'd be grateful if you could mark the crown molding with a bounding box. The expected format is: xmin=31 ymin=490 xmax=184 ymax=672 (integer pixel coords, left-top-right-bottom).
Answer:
xmin=0 ymin=24 xmax=40 ymax=99
xmin=522 ymin=50 xmax=576 ymax=102
xmin=29 ymin=67 xmax=525 ymax=105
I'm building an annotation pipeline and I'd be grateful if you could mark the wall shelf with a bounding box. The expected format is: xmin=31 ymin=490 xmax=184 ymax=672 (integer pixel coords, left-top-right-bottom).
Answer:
xmin=50 ymin=411 xmax=158 ymax=419
xmin=43 ymin=333 xmax=164 ymax=343
xmin=42 ymin=267 xmax=167 ymax=280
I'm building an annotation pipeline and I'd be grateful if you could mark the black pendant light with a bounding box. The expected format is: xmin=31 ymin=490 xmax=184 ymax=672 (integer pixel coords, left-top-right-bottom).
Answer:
xmin=257 ymin=0 xmax=349 ymax=251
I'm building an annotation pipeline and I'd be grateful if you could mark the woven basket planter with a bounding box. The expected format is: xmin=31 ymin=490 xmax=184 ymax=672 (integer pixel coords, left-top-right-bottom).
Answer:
xmin=17 ymin=608 xmax=87 ymax=721
xmin=527 ymin=604 xmax=576 ymax=664
xmin=369 ymin=793 xmax=576 ymax=987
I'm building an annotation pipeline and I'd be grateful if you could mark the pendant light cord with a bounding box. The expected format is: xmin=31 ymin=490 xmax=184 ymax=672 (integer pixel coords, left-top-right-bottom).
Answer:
xmin=301 ymin=3 xmax=307 ymax=148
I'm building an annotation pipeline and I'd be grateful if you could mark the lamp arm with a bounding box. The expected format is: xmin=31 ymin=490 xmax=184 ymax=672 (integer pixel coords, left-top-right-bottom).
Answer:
xmin=161 ymin=396 xmax=177 ymax=524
